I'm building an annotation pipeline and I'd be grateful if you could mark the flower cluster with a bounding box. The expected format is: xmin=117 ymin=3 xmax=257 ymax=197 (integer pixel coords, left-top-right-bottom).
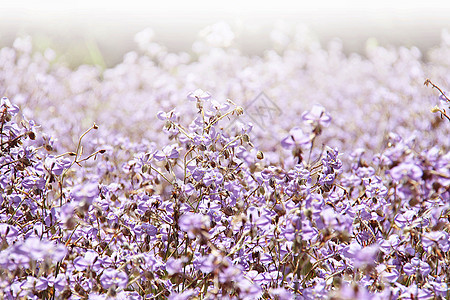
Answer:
xmin=0 ymin=26 xmax=449 ymax=299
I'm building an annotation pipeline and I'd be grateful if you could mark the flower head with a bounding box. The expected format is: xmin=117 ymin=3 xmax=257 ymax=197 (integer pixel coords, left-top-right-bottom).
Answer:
xmin=302 ymin=104 xmax=331 ymax=128
xmin=187 ymin=89 xmax=211 ymax=101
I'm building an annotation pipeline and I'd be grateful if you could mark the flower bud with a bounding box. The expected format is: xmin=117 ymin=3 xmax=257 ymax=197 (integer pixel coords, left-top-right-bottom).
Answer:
xmin=431 ymin=105 xmax=440 ymax=113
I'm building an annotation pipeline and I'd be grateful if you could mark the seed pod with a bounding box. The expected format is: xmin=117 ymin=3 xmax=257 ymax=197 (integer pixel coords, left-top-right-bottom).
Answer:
xmin=256 ymin=151 xmax=264 ymax=160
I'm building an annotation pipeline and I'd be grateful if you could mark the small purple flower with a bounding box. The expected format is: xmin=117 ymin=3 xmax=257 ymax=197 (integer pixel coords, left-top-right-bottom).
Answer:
xmin=166 ymin=257 xmax=184 ymax=275
xmin=187 ymin=89 xmax=211 ymax=101
xmin=100 ymin=268 xmax=128 ymax=289
xmin=281 ymin=127 xmax=311 ymax=149
xmin=322 ymin=147 xmax=343 ymax=171
xmin=168 ymin=289 xmax=195 ymax=300
xmin=153 ymin=144 xmax=180 ymax=161
xmin=73 ymin=250 xmax=100 ymax=271
xmin=70 ymin=182 xmax=99 ymax=205
xmin=430 ymin=280 xmax=448 ymax=297
xmin=203 ymin=169 xmax=223 ymax=186
xmin=189 ymin=167 xmax=206 ymax=182
xmin=219 ymin=264 xmax=242 ymax=284
xmin=319 ymin=172 xmax=335 ymax=186
xmin=157 ymin=109 xmax=178 ymax=121
xmin=179 ymin=213 xmax=210 ymax=239
xmin=35 ymin=276 xmax=51 ymax=291
xmin=394 ymin=210 xmax=416 ymax=228
xmin=377 ymin=264 xmax=400 ymax=282
xmin=399 ymin=284 xmax=432 ymax=300
xmin=1 ymin=97 xmax=20 ymax=115
xmin=288 ymin=164 xmax=310 ymax=181
xmin=366 ymin=181 xmax=388 ymax=198
xmin=193 ymin=134 xmax=212 ymax=147
xmin=390 ymin=162 xmax=423 ymax=181
xmin=422 ymin=231 xmax=449 ymax=252
xmin=269 ymin=288 xmax=293 ymax=300
xmin=21 ymin=175 xmax=46 ymax=190
xmin=356 ymin=166 xmax=375 ymax=178
xmin=45 ymin=156 xmax=72 ymax=176
xmin=195 ymin=254 xmax=217 ymax=273
xmin=302 ymin=221 xmax=319 ymax=242
xmin=403 ymin=257 xmax=430 ymax=276
xmin=379 ymin=234 xmax=400 ymax=253
xmin=301 ymin=104 xmax=332 ymax=128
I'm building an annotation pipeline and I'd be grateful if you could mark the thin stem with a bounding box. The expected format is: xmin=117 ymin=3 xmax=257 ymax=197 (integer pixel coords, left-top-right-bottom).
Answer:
xmin=425 ymin=79 xmax=450 ymax=102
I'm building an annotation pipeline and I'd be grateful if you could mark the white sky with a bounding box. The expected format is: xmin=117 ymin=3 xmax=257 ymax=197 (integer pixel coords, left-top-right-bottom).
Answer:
xmin=2 ymin=0 xmax=450 ymax=19
xmin=1 ymin=0 xmax=450 ymax=63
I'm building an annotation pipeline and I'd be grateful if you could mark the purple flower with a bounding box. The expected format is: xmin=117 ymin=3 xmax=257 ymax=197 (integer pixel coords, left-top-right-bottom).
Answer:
xmin=430 ymin=281 xmax=448 ymax=297
xmin=73 ymin=250 xmax=100 ymax=271
xmin=168 ymin=289 xmax=195 ymax=300
xmin=301 ymin=104 xmax=332 ymax=128
xmin=322 ymin=147 xmax=343 ymax=171
xmin=21 ymin=175 xmax=46 ymax=190
xmin=1 ymin=97 xmax=20 ymax=115
xmin=335 ymin=283 xmax=373 ymax=300
xmin=194 ymin=254 xmax=217 ymax=273
xmin=100 ymin=268 xmax=128 ymax=289
xmin=302 ymin=221 xmax=319 ymax=242
xmin=45 ymin=156 xmax=72 ymax=176
xmin=390 ymin=162 xmax=423 ymax=181
xmin=379 ymin=234 xmax=400 ymax=253
xmin=394 ymin=210 xmax=417 ymax=228
xmin=365 ymin=181 xmax=388 ymax=198
xmin=187 ymin=166 xmax=206 ymax=181
xmin=219 ymin=264 xmax=242 ymax=284
xmin=422 ymin=231 xmax=449 ymax=252
xmin=403 ymin=257 xmax=430 ymax=276
xmin=377 ymin=264 xmax=400 ymax=282
xmin=319 ymin=172 xmax=335 ymax=186
xmin=24 ymin=237 xmax=66 ymax=262
xmin=179 ymin=213 xmax=210 ymax=239
xmin=153 ymin=144 xmax=180 ymax=161
xmin=157 ymin=109 xmax=178 ymax=121
xmin=269 ymin=288 xmax=293 ymax=300
xmin=193 ymin=134 xmax=212 ymax=146
xmin=356 ymin=166 xmax=375 ymax=178
xmin=203 ymin=169 xmax=223 ymax=186
xmin=281 ymin=127 xmax=312 ymax=149
xmin=166 ymin=257 xmax=184 ymax=275
xmin=187 ymin=89 xmax=211 ymax=101
xmin=288 ymin=164 xmax=310 ymax=180
xmin=70 ymin=182 xmax=99 ymax=205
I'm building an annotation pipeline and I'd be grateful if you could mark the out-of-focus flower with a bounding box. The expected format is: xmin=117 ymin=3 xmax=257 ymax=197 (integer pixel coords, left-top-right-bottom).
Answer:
xmin=166 ymin=257 xmax=184 ymax=275
xmin=153 ymin=144 xmax=180 ymax=161
xmin=179 ymin=213 xmax=210 ymax=239
xmin=390 ymin=162 xmax=423 ymax=181
xmin=187 ymin=89 xmax=211 ymax=101
xmin=73 ymin=250 xmax=101 ymax=272
xmin=281 ymin=127 xmax=312 ymax=149
xmin=70 ymin=182 xmax=99 ymax=205
xmin=100 ymin=268 xmax=128 ymax=289
xmin=301 ymin=104 xmax=332 ymax=128
xmin=168 ymin=289 xmax=195 ymax=300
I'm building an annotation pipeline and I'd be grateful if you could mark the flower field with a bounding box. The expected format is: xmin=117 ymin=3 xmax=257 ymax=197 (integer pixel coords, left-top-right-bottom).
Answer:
xmin=0 ymin=27 xmax=449 ymax=299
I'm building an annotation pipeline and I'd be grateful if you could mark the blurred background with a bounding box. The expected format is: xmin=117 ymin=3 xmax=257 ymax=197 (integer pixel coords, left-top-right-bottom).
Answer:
xmin=1 ymin=0 xmax=450 ymax=67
